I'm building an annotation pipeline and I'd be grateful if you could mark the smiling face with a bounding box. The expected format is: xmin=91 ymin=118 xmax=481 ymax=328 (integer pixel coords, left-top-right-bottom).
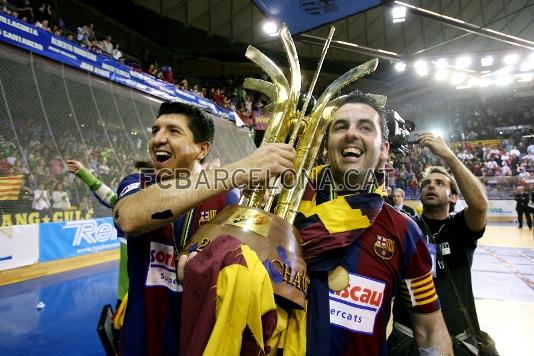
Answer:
xmin=327 ymin=103 xmax=389 ymax=186
xmin=149 ymin=114 xmax=210 ymax=172
xmin=420 ymin=172 xmax=457 ymax=209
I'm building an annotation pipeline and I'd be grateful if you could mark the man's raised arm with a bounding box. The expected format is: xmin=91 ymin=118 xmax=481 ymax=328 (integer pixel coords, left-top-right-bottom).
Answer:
xmin=418 ymin=133 xmax=488 ymax=232
xmin=113 ymin=143 xmax=295 ymax=236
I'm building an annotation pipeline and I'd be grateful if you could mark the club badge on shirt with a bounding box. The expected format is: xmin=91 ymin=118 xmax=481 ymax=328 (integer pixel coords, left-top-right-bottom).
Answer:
xmin=199 ymin=209 xmax=218 ymax=225
xmin=374 ymin=235 xmax=395 ymax=260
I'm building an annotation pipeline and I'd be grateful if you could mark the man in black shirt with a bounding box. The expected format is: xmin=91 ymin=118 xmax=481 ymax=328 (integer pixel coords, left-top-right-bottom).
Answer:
xmin=515 ymin=187 xmax=532 ymax=229
xmin=388 ymin=132 xmax=489 ymax=355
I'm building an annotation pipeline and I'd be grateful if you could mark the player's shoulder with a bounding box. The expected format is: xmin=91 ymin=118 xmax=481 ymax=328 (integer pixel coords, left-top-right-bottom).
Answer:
xmin=117 ymin=173 xmax=142 ymax=200
xmin=382 ymin=203 xmax=423 ymax=238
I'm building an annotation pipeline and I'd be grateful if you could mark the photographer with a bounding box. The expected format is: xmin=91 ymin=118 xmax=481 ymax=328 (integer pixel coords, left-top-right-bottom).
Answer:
xmin=388 ymin=133 xmax=498 ymax=355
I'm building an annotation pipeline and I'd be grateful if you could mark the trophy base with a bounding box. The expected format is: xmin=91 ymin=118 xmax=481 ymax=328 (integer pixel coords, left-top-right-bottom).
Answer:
xmin=182 ymin=205 xmax=308 ymax=310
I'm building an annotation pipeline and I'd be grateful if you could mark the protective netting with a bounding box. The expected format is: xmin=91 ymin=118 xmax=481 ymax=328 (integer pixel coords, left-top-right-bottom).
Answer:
xmin=0 ymin=43 xmax=256 ymax=227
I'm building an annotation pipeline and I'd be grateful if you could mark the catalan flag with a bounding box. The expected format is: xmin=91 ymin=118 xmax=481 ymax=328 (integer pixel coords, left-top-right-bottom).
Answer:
xmin=0 ymin=175 xmax=24 ymax=200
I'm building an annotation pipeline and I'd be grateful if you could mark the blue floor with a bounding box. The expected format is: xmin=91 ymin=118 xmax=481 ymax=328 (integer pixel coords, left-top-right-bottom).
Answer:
xmin=0 ymin=261 xmax=118 ymax=355
xmin=1 ymin=245 xmax=533 ymax=355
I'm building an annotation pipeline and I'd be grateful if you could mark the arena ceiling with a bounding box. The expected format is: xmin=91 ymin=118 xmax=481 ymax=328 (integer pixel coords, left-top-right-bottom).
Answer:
xmin=131 ymin=0 xmax=534 ymax=72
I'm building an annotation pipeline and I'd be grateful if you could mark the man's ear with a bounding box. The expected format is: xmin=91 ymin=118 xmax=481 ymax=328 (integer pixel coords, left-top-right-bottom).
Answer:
xmin=197 ymin=142 xmax=211 ymax=161
xmin=379 ymin=141 xmax=390 ymax=161
xmin=449 ymin=192 xmax=458 ymax=204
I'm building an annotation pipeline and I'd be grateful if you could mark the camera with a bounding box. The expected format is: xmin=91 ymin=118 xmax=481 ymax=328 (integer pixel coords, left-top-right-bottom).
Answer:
xmin=386 ymin=109 xmax=416 ymax=154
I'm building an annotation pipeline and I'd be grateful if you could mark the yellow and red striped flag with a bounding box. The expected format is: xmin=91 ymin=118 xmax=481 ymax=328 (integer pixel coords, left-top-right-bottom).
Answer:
xmin=0 ymin=175 xmax=24 ymax=200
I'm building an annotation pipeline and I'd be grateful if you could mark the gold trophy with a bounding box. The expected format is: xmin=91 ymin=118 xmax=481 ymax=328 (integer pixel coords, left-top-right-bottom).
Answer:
xmin=182 ymin=24 xmax=379 ymax=309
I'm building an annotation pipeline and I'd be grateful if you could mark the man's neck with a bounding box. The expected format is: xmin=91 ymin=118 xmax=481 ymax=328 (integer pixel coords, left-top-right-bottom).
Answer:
xmin=422 ymin=206 xmax=449 ymax=220
xmin=332 ymin=172 xmax=366 ymax=195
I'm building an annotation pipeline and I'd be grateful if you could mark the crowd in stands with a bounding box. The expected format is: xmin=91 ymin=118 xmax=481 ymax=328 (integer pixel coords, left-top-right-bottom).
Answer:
xmin=1 ymin=0 xmax=270 ymax=129
xmin=1 ymin=0 xmax=533 ymax=221
xmin=0 ymin=117 xmax=148 ymax=217
xmin=398 ymin=94 xmax=534 ymax=141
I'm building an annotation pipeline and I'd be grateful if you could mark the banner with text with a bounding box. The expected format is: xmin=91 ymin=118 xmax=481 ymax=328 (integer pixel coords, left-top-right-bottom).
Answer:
xmin=39 ymin=217 xmax=119 ymax=262
xmin=0 ymin=224 xmax=39 ymax=271
xmin=0 ymin=13 xmax=241 ymax=124
xmin=253 ymin=0 xmax=381 ymax=34
xmin=1 ymin=209 xmax=95 ymax=227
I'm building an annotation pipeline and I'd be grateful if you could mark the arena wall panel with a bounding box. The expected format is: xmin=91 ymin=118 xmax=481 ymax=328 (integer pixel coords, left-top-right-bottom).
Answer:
xmin=0 ymin=224 xmax=39 ymax=271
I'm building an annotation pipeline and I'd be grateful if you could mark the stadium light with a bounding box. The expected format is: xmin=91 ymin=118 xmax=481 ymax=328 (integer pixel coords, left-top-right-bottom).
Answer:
xmin=450 ymin=73 xmax=465 ymax=85
xmin=262 ymin=21 xmax=279 ymax=36
xmin=434 ymin=70 xmax=449 ymax=81
xmin=430 ymin=128 xmax=445 ymax=138
xmin=455 ymin=56 xmax=472 ymax=68
xmin=517 ymin=73 xmax=533 ymax=82
xmin=496 ymin=74 xmax=513 ymax=86
xmin=520 ymin=60 xmax=534 ymax=72
xmin=479 ymin=78 xmax=491 ymax=87
xmin=434 ymin=58 xmax=448 ymax=69
xmin=394 ymin=62 xmax=406 ymax=72
xmin=481 ymin=56 xmax=493 ymax=67
xmin=414 ymin=60 xmax=428 ymax=76
xmin=392 ymin=6 xmax=407 ymax=23
xmin=467 ymin=77 xmax=479 ymax=87
xmin=503 ymin=53 xmax=519 ymax=65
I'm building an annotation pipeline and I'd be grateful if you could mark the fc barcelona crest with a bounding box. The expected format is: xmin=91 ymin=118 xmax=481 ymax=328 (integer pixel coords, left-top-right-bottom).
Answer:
xmin=374 ymin=235 xmax=395 ymax=260
xmin=199 ymin=210 xmax=218 ymax=225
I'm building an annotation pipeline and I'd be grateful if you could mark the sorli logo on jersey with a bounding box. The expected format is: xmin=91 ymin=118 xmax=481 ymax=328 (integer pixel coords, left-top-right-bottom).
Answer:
xmin=150 ymin=245 xmax=177 ymax=269
xmin=146 ymin=242 xmax=182 ymax=292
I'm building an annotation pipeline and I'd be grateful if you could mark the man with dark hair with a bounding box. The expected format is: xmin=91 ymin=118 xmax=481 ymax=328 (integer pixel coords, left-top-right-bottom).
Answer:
xmin=114 ymin=101 xmax=295 ymax=355
xmin=515 ymin=186 xmax=532 ymax=229
xmin=292 ymin=92 xmax=452 ymax=355
xmin=155 ymin=101 xmax=215 ymax=163
xmin=392 ymin=188 xmax=417 ymax=218
xmin=389 ymin=133 xmax=490 ymax=355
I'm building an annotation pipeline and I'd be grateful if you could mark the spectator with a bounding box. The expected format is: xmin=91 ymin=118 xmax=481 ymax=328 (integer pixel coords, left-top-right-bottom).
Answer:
xmin=32 ymin=183 xmax=51 ymax=211
xmin=515 ymin=187 xmax=532 ymax=229
xmin=35 ymin=19 xmax=51 ymax=32
xmin=87 ymin=23 xmax=96 ymax=41
xmin=161 ymin=65 xmax=174 ymax=84
xmin=190 ymin=84 xmax=203 ymax=97
xmin=112 ymin=44 xmax=122 ymax=61
xmin=101 ymin=35 xmax=114 ymax=55
xmin=51 ymin=182 xmax=71 ymax=210
xmin=76 ymin=24 xmax=90 ymax=46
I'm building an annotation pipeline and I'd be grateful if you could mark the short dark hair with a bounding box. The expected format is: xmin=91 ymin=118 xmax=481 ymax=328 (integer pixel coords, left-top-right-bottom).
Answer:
xmin=422 ymin=166 xmax=459 ymax=196
xmin=330 ymin=90 xmax=389 ymax=142
xmin=157 ymin=101 xmax=215 ymax=145
xmin=134 ymin=161 xmax=152 ymax=170
xmin=422 ymin=166 xmax=459 ymax=212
